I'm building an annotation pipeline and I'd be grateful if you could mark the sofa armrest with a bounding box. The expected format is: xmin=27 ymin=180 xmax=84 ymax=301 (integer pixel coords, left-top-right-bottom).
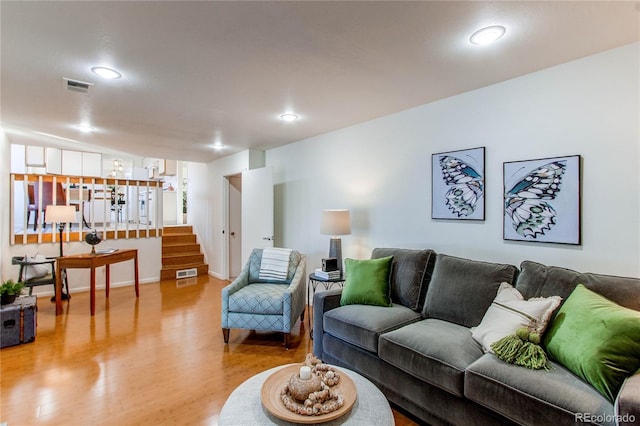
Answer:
xmin=616 ymin=372 xmax=640 ymax=426
xmin=312 ymin=288 xmax=343 ymax=359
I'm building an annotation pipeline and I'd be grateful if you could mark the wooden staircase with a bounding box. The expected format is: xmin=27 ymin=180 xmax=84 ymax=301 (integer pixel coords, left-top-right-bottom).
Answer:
xmin=161 ymin=225 xmax=209 ymax=280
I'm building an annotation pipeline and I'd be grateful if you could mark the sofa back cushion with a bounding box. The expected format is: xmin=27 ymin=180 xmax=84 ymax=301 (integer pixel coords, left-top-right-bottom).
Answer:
xmin=515 ymin=261 xmax=640 ymax=311
xmin=422 ymin=254 xmax=519 ymax=327
xmin=371 ymin=248 xmax=436 ymax=312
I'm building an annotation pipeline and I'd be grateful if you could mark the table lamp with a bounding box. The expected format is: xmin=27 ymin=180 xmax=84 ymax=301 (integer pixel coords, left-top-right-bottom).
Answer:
xmin=46 ymin=205 xmax=76 ymax=257
xmin=320 ymin=209 xmax=351 ymax=274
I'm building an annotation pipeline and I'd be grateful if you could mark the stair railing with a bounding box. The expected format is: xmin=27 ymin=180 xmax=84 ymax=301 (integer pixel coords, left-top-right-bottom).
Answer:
xmin=10 ymin=173 xmax=164 ymax=245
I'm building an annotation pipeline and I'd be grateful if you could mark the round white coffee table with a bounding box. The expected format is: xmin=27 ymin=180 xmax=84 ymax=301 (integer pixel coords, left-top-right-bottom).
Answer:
xmin=219 ymin=364 xmax=394 ymax=425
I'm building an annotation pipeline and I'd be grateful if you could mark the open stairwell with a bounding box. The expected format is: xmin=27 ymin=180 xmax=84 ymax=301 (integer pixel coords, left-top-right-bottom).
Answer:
xmin=161 ymin=225 xmax=209 ymax=280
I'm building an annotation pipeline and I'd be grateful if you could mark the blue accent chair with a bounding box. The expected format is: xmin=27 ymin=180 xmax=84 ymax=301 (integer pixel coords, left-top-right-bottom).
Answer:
xmin=221 ymin=248 xmax=306 ymax=349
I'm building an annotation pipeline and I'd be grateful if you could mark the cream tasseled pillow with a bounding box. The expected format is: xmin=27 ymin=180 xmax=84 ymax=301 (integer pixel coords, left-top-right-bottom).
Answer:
xmin=471 ymin=282 xmax=562 ymax=353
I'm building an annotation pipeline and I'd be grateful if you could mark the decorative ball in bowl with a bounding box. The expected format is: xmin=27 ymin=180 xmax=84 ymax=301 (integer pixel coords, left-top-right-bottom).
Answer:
xmin=85 ymin=230 xmax=102 ymax=254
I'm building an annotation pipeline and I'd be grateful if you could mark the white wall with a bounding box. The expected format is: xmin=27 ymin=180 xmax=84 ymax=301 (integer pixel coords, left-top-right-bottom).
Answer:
xmin=0 ymin=130 xmax=11 ymax=281
xmin=187 ymin=150 xmax=265 ymax=278
xmin=266 ymin=43 xmax=640 ymax=278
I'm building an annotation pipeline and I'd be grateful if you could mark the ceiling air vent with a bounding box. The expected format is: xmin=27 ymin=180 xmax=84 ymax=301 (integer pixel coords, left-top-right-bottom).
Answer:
xmin=62 ymin=77 xmax=93 ymax=93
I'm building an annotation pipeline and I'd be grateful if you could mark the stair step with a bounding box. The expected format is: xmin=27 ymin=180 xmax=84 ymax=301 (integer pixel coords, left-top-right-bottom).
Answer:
xmin=160 ymin=224 xmax=207 ymax=280
xmin=162 ymin=253 xmax=205 ymax=266
xmin=162 ymin=225 xmax=193 ymax=235
xmin=160 ymin=263 xmax=208 ymax=280
xmin=162 ymin=234 xmax=196 ymax=245
xmin=162 ymin=243 xmax=201 ymax=255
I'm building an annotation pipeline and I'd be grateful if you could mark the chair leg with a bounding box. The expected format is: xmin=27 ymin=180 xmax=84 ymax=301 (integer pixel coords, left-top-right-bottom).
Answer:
xmin=222 ymin=328 xmax=230 ymax=344
xmin=284 ymin=333 xmax=290 ymax=350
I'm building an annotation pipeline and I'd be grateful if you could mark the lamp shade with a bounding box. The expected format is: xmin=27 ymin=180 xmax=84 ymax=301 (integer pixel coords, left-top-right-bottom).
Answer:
xmin=320 ymin=209 xmax=351 ymax=236
xmin=45 ymin=205 xmax=76 ymax=223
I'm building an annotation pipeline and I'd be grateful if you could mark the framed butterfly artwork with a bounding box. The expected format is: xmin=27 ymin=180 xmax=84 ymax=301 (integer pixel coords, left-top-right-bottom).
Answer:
xmin=503 ymin=155 xmax=581 ymax=245
xmin=431 ymin=147 xmax=485 ymax=220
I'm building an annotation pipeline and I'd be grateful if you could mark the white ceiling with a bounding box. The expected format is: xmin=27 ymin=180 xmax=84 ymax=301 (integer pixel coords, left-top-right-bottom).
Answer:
xmin=1 ymin=1 xmax=638 ymax=163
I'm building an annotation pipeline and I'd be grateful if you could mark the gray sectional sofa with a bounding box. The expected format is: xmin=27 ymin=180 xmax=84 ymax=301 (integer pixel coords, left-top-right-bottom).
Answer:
xmin=312 ymin=248 xmax=640 ymax=426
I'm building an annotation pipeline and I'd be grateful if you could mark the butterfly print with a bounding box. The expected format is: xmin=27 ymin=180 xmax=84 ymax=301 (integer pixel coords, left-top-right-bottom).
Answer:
xmin=439 ymin=155 xmax=483 ymax=217
xmin=504 ymin=161 xmax=566 ymax=238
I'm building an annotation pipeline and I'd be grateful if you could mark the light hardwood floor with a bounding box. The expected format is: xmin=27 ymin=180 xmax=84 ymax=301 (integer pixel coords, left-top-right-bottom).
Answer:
xmin=1 ymin=275 xmax=419 ymax=425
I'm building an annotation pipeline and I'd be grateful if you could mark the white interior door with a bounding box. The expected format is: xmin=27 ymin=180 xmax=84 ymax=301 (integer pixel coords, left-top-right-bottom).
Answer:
xmin=228 ymin=175 xmax=242 ymax=278
xmin=241 ymin=166 xmax=274 ymax=265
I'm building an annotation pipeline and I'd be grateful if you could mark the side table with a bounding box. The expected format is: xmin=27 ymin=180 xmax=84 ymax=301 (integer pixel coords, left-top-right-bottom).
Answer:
xmin=55 ymin=249 xmax=139 ymax=316
xmin=308 ymin=273 xmax=345 ymax=338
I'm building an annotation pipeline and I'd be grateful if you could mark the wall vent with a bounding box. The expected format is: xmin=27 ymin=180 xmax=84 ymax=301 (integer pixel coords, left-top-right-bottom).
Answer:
xmin=176 ymin=268 xmax=198 ymax=279
xmin=62 ymin=77 xmax=93 ymax=93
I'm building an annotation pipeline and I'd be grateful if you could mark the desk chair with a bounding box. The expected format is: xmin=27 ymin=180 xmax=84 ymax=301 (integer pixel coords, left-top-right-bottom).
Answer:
xmin=12 ymin=256 xmax=70 ymax=300
xmin=33 ymin=182 xmax=66 ymax=231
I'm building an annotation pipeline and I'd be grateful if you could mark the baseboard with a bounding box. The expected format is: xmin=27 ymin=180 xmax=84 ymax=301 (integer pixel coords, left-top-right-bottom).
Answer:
xmin=30 ymin=277 xmax=159 ymax=297
xmin=209 ymin=270 xmax=224 ymax=280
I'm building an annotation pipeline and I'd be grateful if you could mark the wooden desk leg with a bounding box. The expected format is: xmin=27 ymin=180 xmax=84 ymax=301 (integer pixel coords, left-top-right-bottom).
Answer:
xmin=90 ymin=266 xmax=96 ymax=316
xmin=55 ymin=261 xmax=62 ymax=315
xmin=106 ymin=264 xmax=110 ymax=298
xmin=134 ymin=253 xmax=140 ymax=298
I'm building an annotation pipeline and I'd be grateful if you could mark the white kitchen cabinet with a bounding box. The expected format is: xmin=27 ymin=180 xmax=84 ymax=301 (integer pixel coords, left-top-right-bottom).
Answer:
xmin=159 ymin=159 xmax=177 ymax=176
xmin=82 ymin=152 xmax=102 ymax=177
xmin=62 ymin=150 xmax=83 ymax=176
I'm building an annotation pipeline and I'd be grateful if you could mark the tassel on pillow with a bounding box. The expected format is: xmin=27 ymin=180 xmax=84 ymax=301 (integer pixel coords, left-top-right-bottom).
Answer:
xmin=491 ymin=327 xmax=549 ymax=370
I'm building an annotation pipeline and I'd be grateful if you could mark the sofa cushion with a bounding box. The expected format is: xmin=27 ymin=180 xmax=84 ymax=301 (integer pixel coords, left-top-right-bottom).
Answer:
xmin=372 ymin=248 xmax=436 ymax=312
xmin=378 ymin=319 xmax=484 ymax=397
xmin=465 ymin=354 xmax=615 ymax=426
xmin=544 ymin=284 xmax=640 ymax=402
xmin=324 ymin=304 xmax=421 ymax=354
xmin=341 ymin=256 xmax=393 ymax=307
xmin=471 ymin=282 xmax=562 ymax=353
xmin=423 ymin=254 xmax=519 ymax=327
xmin=515 ymin=261 xmax=640 ymax=312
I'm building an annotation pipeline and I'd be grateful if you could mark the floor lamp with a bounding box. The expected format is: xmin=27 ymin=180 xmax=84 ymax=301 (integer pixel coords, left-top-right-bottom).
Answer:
xmin=45 ymin=205 xmax=76 ymax=300
xmin=320 ymin=209 xmax=351 ymax=275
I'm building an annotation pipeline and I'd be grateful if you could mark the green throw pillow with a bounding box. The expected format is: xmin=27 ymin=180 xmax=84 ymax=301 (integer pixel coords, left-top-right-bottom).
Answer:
xmin=340 ymin=256 xmax=393 ymax=307
xmin=544 ymin=284 xmax=640 ymax=402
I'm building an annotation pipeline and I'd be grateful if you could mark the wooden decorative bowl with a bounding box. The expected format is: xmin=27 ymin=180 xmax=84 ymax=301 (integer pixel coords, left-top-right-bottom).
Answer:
xmin=260 ymin=364 xmax=357 ymax=424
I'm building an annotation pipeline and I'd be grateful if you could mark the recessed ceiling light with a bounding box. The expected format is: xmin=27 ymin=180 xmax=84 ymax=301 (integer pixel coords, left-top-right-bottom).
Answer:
xmin=211 ymin=143 xmax=224 ymax=151
xmin=91 ymin=66 xmax=122 ymax=79
xmin=280 ymin=113 xmax=298 ymax=122
xmin=75 ymin=124 xmax=94 ymax=133
xmin=469 ymin=26 xmax=506 ymax=46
